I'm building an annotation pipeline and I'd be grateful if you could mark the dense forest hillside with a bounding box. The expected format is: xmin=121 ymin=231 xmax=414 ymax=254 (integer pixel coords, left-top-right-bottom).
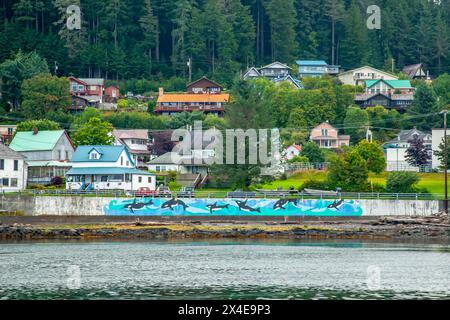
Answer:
xmin=0 ymin=0 xmax=449 ymax=85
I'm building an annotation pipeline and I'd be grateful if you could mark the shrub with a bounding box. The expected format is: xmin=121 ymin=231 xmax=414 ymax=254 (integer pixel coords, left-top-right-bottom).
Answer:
xmin=301 ymin=179 xmax=331 ymax=191
xmin=50 ymin=176 xmax=64 ymax=186
xmin=386 ymin=172 xmax=420 ymax=193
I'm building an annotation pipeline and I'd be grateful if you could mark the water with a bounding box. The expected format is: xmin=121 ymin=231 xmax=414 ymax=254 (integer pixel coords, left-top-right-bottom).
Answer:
xmin=1 ymin=240 xmax=450 ymax=300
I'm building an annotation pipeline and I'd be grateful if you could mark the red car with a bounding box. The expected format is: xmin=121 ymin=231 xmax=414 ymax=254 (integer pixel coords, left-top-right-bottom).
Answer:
xmin=135 ymin=187 xmax=157 ymax=197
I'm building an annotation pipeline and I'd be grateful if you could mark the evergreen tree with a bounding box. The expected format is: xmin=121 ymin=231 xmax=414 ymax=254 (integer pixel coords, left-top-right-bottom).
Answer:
xmin=139 ymin=0 xmax=158 ymax=77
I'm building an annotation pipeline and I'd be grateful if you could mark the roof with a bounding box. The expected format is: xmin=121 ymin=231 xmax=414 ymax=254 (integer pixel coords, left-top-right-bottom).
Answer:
xmin=157 ymin=93 xmax=230 ymax=103
xmin=287 ymin=144 xmax=302 ymax=151
xmin=71 ymin=145 xmax=132 ymax=163
xmin=148 ymin=152 xmax=179 ymax=164
xmin=0 ymin=143 xmax=25 ymax=159
xmin=187 ymin=76 xmax=223 ymax=88
xmin=338 ymin=66 xmax=398 ymax=79
xmin=10 ymin=130 xmax=67 ymax=152
xmin=386 ymin=128 xmax=431 ymax=145
xmin=365 ymin=79 xmax=413 ymax=89
xmin=26 ymin=160 xmax=71 ymax=167
xmin=296 ymin=60 xmax=328 ymax=66
xmin=272 ymin=75 xmax=303 ymax=89
xmin=355 ymin=92 xmax=414 ymax=102
xmin=260 ymin=61 xmax=292 ymax=70
xmin=66 ymin=167 xmax=154 ymax=176
xmin=402 ymin=64 xmax=424 ymax=79
xmin=243 ymin=67 xmax=261 ymax=78
xmin=113 ymin=129 xmax=149 ymax=140
xmin=78 ymin=78 xmax=104 ymax=86
xmin=391 ymin=94 xmax=414 ymax=101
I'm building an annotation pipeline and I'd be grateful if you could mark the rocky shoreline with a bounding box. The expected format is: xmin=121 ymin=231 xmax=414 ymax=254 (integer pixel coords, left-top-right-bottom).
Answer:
xmin=1 ymin=216 xmax=450 ymax=242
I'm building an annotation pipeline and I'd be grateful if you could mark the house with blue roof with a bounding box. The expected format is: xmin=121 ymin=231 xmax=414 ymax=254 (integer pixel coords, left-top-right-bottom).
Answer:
xmin=65 ymin=145 xmax=156 ymax=191
xmin=296 ymin=60 xmax=340 ymax=78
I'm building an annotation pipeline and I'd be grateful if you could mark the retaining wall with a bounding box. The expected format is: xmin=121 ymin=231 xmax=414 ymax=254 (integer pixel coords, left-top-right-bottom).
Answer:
xmin=0 ymin=195 xmax=442 ymax=217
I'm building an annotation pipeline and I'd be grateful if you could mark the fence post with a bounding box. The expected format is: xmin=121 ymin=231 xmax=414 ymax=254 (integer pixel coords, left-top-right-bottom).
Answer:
xmin=396 ymin=193 xmax=399 ymax=200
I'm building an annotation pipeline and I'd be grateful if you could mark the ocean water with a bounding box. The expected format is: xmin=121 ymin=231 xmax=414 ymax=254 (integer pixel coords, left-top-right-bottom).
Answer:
xmin=1 ymin=240 xmax=450 ymax=300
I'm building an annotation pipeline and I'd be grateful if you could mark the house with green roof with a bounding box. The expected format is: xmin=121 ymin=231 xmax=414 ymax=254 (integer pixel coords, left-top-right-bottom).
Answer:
xmin=66 ymin=145 xmax=155 ymax=191
xmin=9 ymin=129 xmax=75 ymax=185
xmin=364 ymin=79 xmax=414 ymax=95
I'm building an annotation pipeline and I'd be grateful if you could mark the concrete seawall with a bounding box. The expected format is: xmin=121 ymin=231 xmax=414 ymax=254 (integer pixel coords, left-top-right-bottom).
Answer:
xmin=0 ymin=195 xmax=442 ymax=217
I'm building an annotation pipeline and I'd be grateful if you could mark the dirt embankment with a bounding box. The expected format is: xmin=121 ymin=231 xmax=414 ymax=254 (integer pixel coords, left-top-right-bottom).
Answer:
xmin=1 ymin=216 xmax=450 ymax=242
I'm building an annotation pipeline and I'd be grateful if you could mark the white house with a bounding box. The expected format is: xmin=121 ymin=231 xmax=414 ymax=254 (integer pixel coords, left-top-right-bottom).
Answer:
xmin=65 ymin=145 xmax=156 ymax=191
xmin=432 ymin=129 xmax=449 ymax=170
xmin=338 ymin=66 xmax=399 ymax=86
xmin=384 ymin=128 xmax=432 ymax=172
xmin=283 ymin=144 xmax=302 ymax=161
xmin=112 ymin=129 xmax=151 ymax=168
xmin=0 ymin=143 xmax=27 ymax=192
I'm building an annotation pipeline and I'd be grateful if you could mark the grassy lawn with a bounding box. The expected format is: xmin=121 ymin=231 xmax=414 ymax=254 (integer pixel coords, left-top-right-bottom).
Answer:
xmin=255 ymin=171 xmax=445 ymax=194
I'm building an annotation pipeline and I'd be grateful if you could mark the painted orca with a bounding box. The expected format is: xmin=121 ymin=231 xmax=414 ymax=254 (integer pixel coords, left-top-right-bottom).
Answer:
xmin=206 ymin=202 xmax=230 ymax=214
xmin=124 ymin=198 xmax=154 ymax=213
xmin=161 ymin=198 xmax=189 ymax=211
xmin=327 ymin=199 xmax=344 ymax=210
xmin=235 ymin=200 xmax=261 ymax=213
xmin=273 ymin=198 xmax=299 ymax=210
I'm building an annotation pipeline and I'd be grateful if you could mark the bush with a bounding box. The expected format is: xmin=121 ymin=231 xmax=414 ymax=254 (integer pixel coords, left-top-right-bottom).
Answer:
xmin=301 ymin=179 xmax=331 ymax=191
xmin=386 ymin=172 xmax=420 ymax=193
xmin=50 ymin=176 xmax=64 ymax=186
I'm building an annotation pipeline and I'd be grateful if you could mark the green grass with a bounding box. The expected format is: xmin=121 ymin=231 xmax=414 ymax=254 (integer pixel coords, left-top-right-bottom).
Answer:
xmin=255 ymin=171 xmax=445 ymax=194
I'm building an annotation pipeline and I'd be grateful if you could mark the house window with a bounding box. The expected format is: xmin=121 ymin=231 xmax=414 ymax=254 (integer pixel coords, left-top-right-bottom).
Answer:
xmin=321 ymin=129 xmax=328 ymax=136
xmin=58 ymin=150 xmax=61 ymax=160
xmin=10 ymin=178 xmax=18 ymax=187
xmin=148 ymin=177 xmax=152 ymax=183
xmin=65 ymin=151 xmax=69 ymax=160
xmin=0 ymin=159 xmax=4 ymax=170
xmin=121 ymin=156 xmax=123 ymax=165
xmin=101 ymin=176 xmax=108 ymax=182
xmin=14 ymin=160 xmax=18 ymax=171
xmin=126 ymin=161 xmax=129 ymax=166
xmin=138 ymin=176 xmax=142 ymax=183
xmin=2 ymin=178 xmax=9 ymax=186
xmin=89 ymin=152 xmax=99 ymax=160
xmin=7 ymin=127 xmax=14 ymax=135
xmin=156 ymin=166 xmax=160 ymax=172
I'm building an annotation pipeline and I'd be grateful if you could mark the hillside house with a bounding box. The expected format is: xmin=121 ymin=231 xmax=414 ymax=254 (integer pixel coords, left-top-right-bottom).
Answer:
xmin=364 ymin=79 xmax=414 ymax=95
xmin=69 ymin=77 xmax=105 ymax=110
xmin=338 ymin=66 xmax=398 ymax=86
xmin=283 ymin=144 xmax=302 ymax=161
xmin=402 ymin=64 xmax=428 ymax=80
xmin=296 ymin=60 xmax=340 ymax=78
xmin=355 ymin=93 xmax=414 ymax=111
xmin=105 ymin=85 xmax=121 ymax=102
xmin=9 ymin=129 xmax=75 ymax=185
xmin=383 ymin=128 xmax=432 ymax=172
xmin=243 ymin=62 xmax=302 ymax=89
xmin=113 ymin=129 xmax=151 ymax=168
xmin=187 ymin=76 xmax=223 ymax=94
xmin=65 ymin=145 xmax=155 ymax=191
xmin=0 ymin=143 xmax=27 ymax=192
xmin=310 ymin=122 xmax=350 ymax=149
xmin=0 ymin=124 xmax=16 ymax=144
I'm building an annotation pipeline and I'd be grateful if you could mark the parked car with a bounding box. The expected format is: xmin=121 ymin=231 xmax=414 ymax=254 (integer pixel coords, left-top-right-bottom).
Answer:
xmin=177 ymin=187 xmax=195 ymax=198
xmin=135 ymin=187 xmax=157 ymax=197
xmin=156 ymin=186 xmax=172 ymax=197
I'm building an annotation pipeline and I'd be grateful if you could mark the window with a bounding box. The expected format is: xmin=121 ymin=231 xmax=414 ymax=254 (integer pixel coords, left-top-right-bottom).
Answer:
xmin=101 ymin=176 xmax=108 ymax=182
xmin=148 ymin=177 xmax=152 ymax=183
xmin=10 ymin=178 xmax=18 ymax=187
xmin=156 ymin=166 xmax=160 ymax=172
xmin=89 ymin=151 xmax=99 ymax=160
xmin=58 ymin=150 xmax=61 ymax=160
xmin=7 ymin=127 xmax=14 ymax=135
xmin=0 ymin=159 xmax=4 ymax=170
xmin=126 ymin=161 xmax=129 ymax=166
xmin=138 ymin=176 xmax=142 ymax=183
xmin=14 ymin=160 xmax=18 ymax=171
xmin=120 ymin=156 xmax=123 ymax=165
xmin=321 ymin=129 xmax=328 ymax=136
xmin=65 ymin=151 xmax=69 ymax=160
xmin=2 ymin=178 xmax=9 ymax=186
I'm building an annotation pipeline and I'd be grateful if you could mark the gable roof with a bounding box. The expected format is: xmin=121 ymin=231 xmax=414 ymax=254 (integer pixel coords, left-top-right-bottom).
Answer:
xmin=287 ymin=144 xmax=302 ymax=151
xmin=243 ymin=67 xmax=261 ymax=78
xmin=386 ymin=128 xmax=431 ymax=145
xmin=10 ymin=130 xmax=70 ymax=152
xmin=0 ymin=143 xmax=25 ymax=159
xmin=339 ymin=66 xmax=399 ymax=79
xmin=365 ymin=79 xmax=413 ymax=89
xmin=113 ymin=129 xmax=149 ymax=140
xmin=72 ymin=145 xmax=133 ymax=163
xmin=272 ymin=74 xmax=303 ymax=89
xmin=79 ymin=78 xmax=104 ymax=86
xmin=260 ymin=61 xmax=291 ymax=70
xmin=186 ymin=76 xmax=223 ymax=89
xmin=296 ymin=60 xmax=328 ymax=66
xmin=402 ymin=64 xmax=424 ymax=79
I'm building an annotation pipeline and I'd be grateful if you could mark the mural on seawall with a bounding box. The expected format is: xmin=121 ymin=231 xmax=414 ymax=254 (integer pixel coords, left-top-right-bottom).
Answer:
xmin=103 ymin=198 xmax=363 ymax=216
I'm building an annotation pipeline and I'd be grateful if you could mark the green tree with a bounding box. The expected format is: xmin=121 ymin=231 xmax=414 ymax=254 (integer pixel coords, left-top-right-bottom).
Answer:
xmin=0 ymin=51 xmax=49 ymax=110
xmin=411 ymin=83 xmax=439 ymax=130
xmin=433 ymin=137 xmax=450 ymax=169
xmin=301 ymin=142 xmax=324 ymax=163
xmin=327 ymin=149 xmax=369 ymax=192
xmin=139 ymin=0 xmax=158 ymax=76
xmin=344 ymin=106 xmax=369 ymax=143
xmin=354 ymin=140 xmax=386 ymax=174
xmin=16 ymin=119 xmax=61 ymax=132
xmin=72 ymin=117 xmax=114 ymax=146
xmin=386 ymin=171 xmax=420 ymax=193
xmin=21 ymin=74 xmax=70 ymax=119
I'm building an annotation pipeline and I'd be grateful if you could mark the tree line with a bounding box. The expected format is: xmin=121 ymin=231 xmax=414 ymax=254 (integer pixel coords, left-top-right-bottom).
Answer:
xmin=0 ymin=0 xmax=449 ymax=86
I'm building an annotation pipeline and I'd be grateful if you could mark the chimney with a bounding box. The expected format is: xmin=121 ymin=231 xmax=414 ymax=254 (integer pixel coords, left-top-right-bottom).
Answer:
xmin=158 ymin=87 xmax=164 ymax=96
xmin=32 ymin=127 xmax=38 ymax=135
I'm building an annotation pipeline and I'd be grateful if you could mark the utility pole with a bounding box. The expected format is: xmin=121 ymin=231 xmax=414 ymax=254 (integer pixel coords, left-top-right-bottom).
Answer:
xmin=187 ymin=57 xmax=192 ymax=83
xmin=442 ymin=110 xmax=448 ymax=214
xmin=391 ymin=58 xmax=395 ymax=73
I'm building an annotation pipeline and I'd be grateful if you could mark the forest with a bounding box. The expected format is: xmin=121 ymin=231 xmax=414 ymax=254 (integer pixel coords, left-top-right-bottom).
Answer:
xmin=0 ymin=0 xmax=449 ymax=86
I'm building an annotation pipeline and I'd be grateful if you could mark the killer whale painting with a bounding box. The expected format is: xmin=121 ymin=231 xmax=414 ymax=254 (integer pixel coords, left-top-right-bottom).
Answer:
xmin=104 ymin=198 xmax=363 ymax=216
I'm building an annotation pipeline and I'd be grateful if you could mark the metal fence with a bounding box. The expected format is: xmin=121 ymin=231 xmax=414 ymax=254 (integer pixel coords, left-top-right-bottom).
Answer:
xmin=5 ymin=189 xmax=442 ymax=200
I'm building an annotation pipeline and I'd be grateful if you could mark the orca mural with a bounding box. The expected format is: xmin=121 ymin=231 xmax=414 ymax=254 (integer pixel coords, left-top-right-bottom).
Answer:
xmin=103 ymin=197 xmax=363 ymax=216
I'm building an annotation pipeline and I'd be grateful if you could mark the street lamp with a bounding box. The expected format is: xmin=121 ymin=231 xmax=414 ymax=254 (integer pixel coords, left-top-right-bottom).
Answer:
xmin=441 ymin=110 xmax=448 ymax=215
